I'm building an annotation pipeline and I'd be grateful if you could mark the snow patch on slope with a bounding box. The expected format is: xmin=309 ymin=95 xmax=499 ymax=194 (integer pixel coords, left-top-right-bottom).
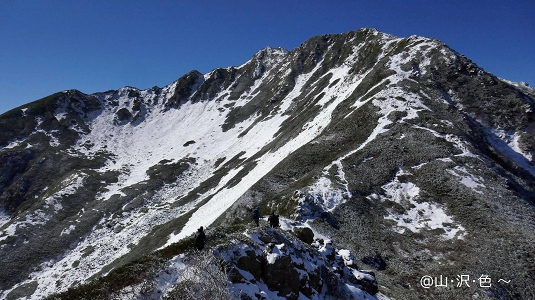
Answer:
xmin=369 ymin=170 xmax=466 ymax=240
xmin=493 ymin=129 xmax=534 ymax=161
xmin=155 ymin=255 xmax=187 ymax=297
xmin=0 ymin=208 xmax=10 ymax=229
xmin=293 ymin=162 xmax=352 ymax=221
xmin=447 ymin=166 xmax=485 ymax=194
xmin=414 ymin=125 xmax=479 ymax=158
xmin=308 ymin=176 xmax=350 ymax=212
xmin=484 ymin=128 xmax=535 ymax=177
xmin=1 ymin=138 xmax=27 ymax=150
xmin=2 ymin=173 xmax=86 ymax=238
xmin=54 ymin=104 xmax=68 ymax=121
xmin=164 ymin=57 xmax=364 ymax=246
xmin=45 ymin=172 xmax=86 ymax=212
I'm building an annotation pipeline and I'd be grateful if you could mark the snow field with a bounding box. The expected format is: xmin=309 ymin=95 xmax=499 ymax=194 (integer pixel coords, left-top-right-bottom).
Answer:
xmin=8 ymin=59 xmax=293 ymax=298
xmin=164 ymin=46 xmax=378 ymax=245
xmin=306 ymin=176 xmax=349 ymax=212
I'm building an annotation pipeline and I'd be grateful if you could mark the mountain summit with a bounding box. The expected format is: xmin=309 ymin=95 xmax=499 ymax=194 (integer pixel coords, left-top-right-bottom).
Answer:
xmin=1 ymin=28 xmax=534 ymax=299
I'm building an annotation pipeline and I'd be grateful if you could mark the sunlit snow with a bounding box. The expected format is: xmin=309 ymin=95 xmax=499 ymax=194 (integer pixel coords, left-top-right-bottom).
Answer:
xmin=0 ymin=208 xmax=10 ymax=229
xmin=371 ymin=170 xmax=466 ymax=240
xmin=447 ymin=166 xmax=485 ymax=194
xmin=0 ymin=33 xmax=478 ymax=299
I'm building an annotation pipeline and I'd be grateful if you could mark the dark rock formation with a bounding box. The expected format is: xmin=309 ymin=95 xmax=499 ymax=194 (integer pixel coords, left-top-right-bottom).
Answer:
xmin=292 ymin=226 xmax=314 ymax=244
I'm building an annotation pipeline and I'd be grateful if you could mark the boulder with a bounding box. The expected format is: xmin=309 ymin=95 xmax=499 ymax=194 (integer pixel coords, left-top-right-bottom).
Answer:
xmin=361 ymin=252 xmax=387 ymax=270
xmin=293 ymin=227 xmax=314 ymax=244
xmin=262 ymin=255 xmax=300 ymax=300
xmin=352 ymin=270 xmax=378 ymax=295
xmin=299 ymin=264 xmax=322 ymax=298
xmin=183 ymin=140 xmax=196 ymax=147
xmin=115 ymin=107 xmax=132 ymax=121
xmin=236 ymin=251 xmax=262 ymax=280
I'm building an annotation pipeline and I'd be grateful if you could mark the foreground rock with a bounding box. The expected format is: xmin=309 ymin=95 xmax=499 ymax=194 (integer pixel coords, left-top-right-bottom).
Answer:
xmin=215 ymin=226 xmax=378 ymax=299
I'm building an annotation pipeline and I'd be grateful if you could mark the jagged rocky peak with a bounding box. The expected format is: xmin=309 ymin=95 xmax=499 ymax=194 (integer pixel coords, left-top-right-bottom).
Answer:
xmin=166 ymin=70 xmax=204 ymax=107
xmin=250 ymin=46 xmax=289 ymax=77
xmin=166 ymin=47 xmax=290 ymax=106
xmin=502 ymin=80 xmax=535 ymax=98
xmin=254 ymin=46 xmax=289 ymax=59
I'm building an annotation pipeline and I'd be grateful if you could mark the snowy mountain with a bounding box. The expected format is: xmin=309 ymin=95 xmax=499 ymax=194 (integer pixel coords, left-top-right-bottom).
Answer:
xmin=1 ymin=28 xmax=534 ymax=299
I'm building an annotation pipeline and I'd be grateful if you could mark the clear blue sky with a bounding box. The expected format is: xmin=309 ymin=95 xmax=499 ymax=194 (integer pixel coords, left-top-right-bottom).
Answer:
xmin=1 ymin=0 xmax=533 ymax=114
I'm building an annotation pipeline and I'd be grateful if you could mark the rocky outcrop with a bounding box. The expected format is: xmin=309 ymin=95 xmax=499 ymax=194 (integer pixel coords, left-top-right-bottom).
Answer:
xmin=216 ymin=226 xmax=378 ymax=299
xmin=166 ymin=70 xmax=203 ymax=108
xmin=292 ymin=226 xmax=314 ymax=244
xmin=115 ymin=107 xmax=132 ymax=122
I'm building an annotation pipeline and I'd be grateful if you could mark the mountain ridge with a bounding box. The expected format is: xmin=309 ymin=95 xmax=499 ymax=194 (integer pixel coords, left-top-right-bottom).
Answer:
xmin=1 ymin=28 xmax=534 ymax=299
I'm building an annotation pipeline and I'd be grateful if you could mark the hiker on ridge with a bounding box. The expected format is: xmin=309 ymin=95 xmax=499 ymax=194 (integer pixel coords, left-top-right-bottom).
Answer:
xmin=252 ymin=206 xmax=261 ymax=227
xmin=194 ymin=226 xmax=206 ymax=250
xmin=268 ymin=211 xmax=280 ymax=228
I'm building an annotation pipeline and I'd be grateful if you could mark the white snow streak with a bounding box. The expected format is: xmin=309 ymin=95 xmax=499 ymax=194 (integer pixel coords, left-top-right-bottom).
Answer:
xmin=489 ymin=129 xmax=535 ymax=176
xmin=1 ymin=138 xmax=26 ymax=150
xmin=0 ymin=208 xmax=10 ymax=229
xmin=414 ymin=125 xmax=478 ymax=158
xmin=164 ymin=59 xmax=370 ymax=246
xmin=447 ymin=166 xmax=485 ymax=194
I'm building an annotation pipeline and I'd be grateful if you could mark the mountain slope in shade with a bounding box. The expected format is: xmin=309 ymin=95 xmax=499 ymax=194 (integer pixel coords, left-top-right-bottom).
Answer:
xmin=0 ymin=28 xmax=534 ymax=299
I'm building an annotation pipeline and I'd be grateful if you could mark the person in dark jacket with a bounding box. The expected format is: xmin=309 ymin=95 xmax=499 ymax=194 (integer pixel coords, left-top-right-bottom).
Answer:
xmin=268 ymin=212 xmax=280 ymax=228
xmin=252 ymin=206 xmax=260 ymax=227
xmin=194 ymin=226 xmax=206 ymax=250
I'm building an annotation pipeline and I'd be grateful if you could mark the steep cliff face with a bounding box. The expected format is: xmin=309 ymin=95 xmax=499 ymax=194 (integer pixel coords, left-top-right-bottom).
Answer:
xmin=0 ymin=28 xmax=534 ymax=299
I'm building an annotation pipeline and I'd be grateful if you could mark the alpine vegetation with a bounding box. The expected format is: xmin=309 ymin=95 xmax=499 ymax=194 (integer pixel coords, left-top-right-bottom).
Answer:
xmin=0 ymin=28 xmax=534 ymax=299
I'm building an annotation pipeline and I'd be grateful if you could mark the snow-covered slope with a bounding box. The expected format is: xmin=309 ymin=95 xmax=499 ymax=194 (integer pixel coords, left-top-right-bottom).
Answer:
xmin=1 ymin=28 xmax=534 ymax=299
